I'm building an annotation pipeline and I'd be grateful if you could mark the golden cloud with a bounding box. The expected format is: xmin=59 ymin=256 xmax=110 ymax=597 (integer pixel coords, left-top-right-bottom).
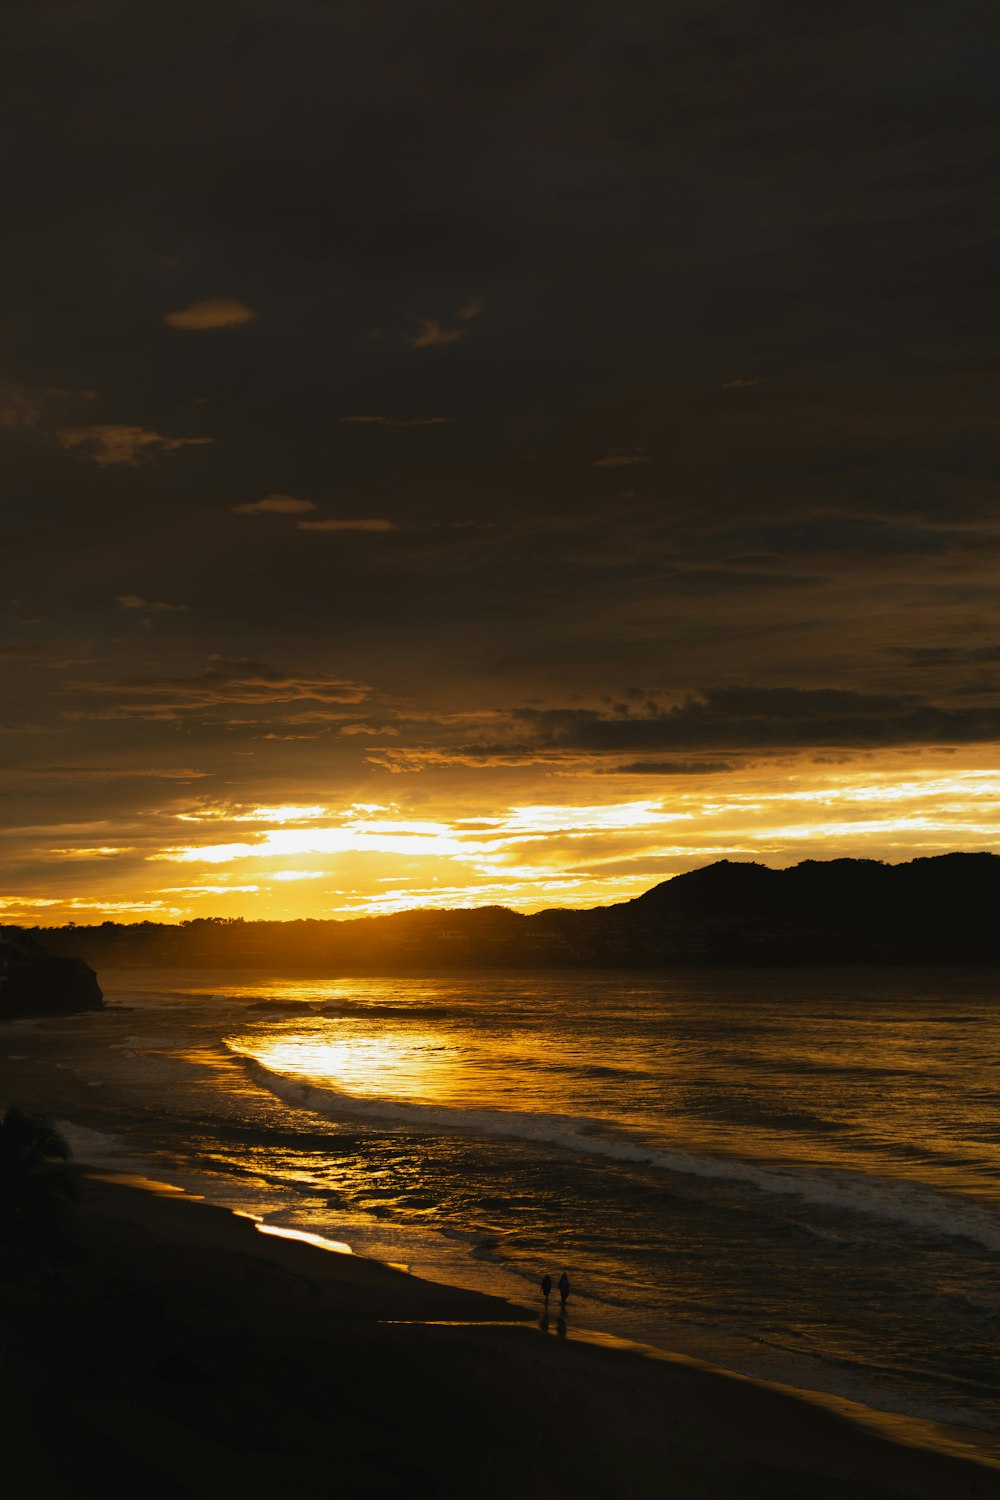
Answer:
xmin=297 ymin=518 xmax=394 ymax=532
xmin=411 ymin=321 xmax=467 ymax=348
xmin=57 ymin=425 xmax=212 ymax=465
xmin=163 ymin=297 xmax=257 ymax=330
xmin=233 ymin=494 xmax=317 ymax=515
xmin=410 ymin=299 xmax=483 ymax=348
xmin=117 ymin=595 xmax=188 ymax=612
xmin=0 ymin=383 xmax=42 ymax=429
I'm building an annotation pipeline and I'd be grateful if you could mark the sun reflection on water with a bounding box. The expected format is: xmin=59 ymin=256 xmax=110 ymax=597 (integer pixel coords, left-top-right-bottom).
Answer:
xmin=232 ymin=1029 xmax=459 ymax=1104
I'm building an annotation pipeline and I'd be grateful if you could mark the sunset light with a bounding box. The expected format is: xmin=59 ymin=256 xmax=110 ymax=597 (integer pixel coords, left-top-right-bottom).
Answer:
xmin=3 ymin=8 xmax=999 ymax=1493
xmin=3 ymin=755 xmax=997 ymax=924
xmin=235 ymin=1030 xmax=456 ymax=1104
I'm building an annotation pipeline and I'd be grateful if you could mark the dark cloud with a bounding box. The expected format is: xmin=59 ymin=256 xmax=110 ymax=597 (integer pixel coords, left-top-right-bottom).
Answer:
xmin=353 ymin=681 xmax=1000 ymax=770
xmin=591 ymin=451 xmax=649 ymax=469
xmin=506 ymin=687 xmax=1000 ymax=755
xmin=55 ymin=425 xmax=212 ymax=465
xmin=339 ymin=415 xmax=453 ymax=428
xmin=600 ymin=760 xmax=735 ymax=776
xmin=1 ymin=765 xmax=210 ymax=780
xmin=893 ymin=645 xmax=1000 ymax=667
xmin=117 ymin=595 xmax=188 ymax=613
xmin=723 ymin=515 xmax=954 ymax=559
xmin=0 ymin=382 xmax=42 ymax=428
xmin=0 ymin=645 xmax=45 ymax=660
xmin=0 ymin=0 xmax=998 ymax=909
xmin=68 ymin=657 xmax=370 ymax=721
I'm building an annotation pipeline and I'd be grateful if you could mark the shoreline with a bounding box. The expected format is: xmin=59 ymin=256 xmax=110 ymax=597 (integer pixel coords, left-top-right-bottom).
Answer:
xmin=86 ymin=1169 xmax=1000 ymax=1475
xmin=80 ymin=1170 xmax=534 ymax=1324
xmin=5 ymin=1047 xmax=1000 ymax=1472
xmin=4 ymin=1034 xmax=1000 ymax=1493
xmin=26 ymin=1170 xmax=999 ymax=1497
xmin=80 ymin=1137 xmax=1000 ymax=1451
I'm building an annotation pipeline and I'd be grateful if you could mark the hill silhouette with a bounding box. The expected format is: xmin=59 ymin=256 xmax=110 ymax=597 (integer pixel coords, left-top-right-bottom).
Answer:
xmin=12 ymin=853 xmax=1000 ymax=971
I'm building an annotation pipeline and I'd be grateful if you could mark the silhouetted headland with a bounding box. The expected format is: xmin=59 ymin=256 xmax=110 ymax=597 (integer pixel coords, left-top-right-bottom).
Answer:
xmin=0 ymin=928 xmax=103 ymax=1018
xmin=14 ymin=853 xmax=1000 ymax=971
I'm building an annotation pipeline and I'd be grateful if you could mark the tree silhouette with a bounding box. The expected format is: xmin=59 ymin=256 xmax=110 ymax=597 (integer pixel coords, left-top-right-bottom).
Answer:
xmin=0 ymin=1107 xmax=77 ymax=1271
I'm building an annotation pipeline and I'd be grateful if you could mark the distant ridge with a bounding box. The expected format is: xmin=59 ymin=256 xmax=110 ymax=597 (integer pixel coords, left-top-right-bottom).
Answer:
xmin=617 ymin=852 xmax=1000 ymax=964
xmin=14 ymin=853 xmax=1000 ymax=970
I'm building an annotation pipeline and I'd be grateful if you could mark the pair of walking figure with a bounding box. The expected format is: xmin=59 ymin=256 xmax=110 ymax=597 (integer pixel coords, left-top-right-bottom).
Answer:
xmin=541 ymin=1271 xmax=570 ymax=1308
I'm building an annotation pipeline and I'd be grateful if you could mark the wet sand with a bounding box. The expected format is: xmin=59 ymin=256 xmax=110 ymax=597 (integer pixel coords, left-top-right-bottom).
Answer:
xmin=1 ymin=1171 xmax=996 ymax=1499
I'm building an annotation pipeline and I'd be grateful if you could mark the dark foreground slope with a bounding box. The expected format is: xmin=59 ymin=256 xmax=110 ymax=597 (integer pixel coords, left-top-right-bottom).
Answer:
xmin=21 ymin=852 xmax=1000 ymax=970
xmin=2 ymin=1175 xmax=995 ymax=1500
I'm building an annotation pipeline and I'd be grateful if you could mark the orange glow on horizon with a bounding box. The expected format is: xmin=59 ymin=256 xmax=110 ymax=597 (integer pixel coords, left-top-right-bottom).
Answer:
xmin=3 ymin=754 xmax=999 ymax=926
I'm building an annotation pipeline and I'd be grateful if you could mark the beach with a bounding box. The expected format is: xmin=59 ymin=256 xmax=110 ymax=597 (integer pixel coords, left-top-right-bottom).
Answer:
xmin=4 ymin=969 xmax=1000 ymax=1498
xmin=6 ymin=969 xmax=1000 ymax=1434
xmin=2 ymin=1169 xmax=997 ymax=1499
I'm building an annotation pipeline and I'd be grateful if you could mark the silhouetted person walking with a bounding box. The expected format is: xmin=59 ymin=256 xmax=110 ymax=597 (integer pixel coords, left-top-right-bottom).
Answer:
xmin=558 ymin=1271 xmax=570 ymax=1308
xmin=540 ymin=1273 xmax=552 ymax=1305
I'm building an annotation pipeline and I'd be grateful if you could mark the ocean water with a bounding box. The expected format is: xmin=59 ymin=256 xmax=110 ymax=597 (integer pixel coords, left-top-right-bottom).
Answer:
xmin=3 ymin=966 xmax=999 ymax=1435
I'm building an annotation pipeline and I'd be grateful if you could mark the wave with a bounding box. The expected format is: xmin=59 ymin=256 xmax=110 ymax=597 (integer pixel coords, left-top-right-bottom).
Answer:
xmin=243 ymin=999 xmax=321 ymax=1013
xmin=725 ymin=1055 xmax=923 ymax=1080
xmin=242 ymin=998 xmax=457 ymax=1021
xmin=790 ymin=1213 xmax=877 ymax=1245
xmin=686 ymin=1100 xmax=847 ymax=1133
xmin=229 ymin=1048 xmax=1000 ymax=1254
xmin=322 ymin=1002 xmax=457 ymax=1020
xmin=542 ymin=1061 xmax=650 ymax=1082
xmin=53 ymin=1119 xmax=149 ymax=1177
xmin=54 ymin=1120 xmax=124 ymax=1158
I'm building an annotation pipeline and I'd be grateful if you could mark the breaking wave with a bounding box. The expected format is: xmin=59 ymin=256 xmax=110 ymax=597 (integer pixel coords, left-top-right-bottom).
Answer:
xmin=230 ymin=1047 xmax=1000 ymax=1254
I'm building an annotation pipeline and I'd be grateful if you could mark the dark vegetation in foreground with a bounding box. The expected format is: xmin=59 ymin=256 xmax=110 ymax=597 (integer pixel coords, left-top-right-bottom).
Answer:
xmin=0 ymin=1107 xmax=78 ymax=1273
xmin=11 ymin=853 xmax=1000 ymax=974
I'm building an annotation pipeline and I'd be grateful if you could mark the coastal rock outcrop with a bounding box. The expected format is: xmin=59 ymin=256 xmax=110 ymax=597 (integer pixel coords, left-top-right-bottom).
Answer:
xmin=0 ymin=929 xmax=103 ymax=1019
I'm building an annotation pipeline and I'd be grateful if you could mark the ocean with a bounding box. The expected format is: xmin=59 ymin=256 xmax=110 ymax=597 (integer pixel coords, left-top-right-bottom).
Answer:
xmin=4 ymin=966 xmax=999 ymax=1436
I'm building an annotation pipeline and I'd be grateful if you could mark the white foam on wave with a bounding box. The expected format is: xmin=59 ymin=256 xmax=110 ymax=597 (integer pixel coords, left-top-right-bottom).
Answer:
xmin=233 ymin=1050 xmax=1000 ymax=1255
xmin=53 ymin=1119 xmax=139 ymax=1171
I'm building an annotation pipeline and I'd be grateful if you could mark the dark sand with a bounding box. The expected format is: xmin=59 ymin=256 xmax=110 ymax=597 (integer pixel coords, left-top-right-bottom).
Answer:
xmin=1 ymin=1172 xmax=997 ymax=1499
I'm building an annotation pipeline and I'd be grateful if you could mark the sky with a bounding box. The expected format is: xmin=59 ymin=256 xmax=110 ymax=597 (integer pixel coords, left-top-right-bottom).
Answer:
xmin=2 ymin=0 xmax=999 ymax=924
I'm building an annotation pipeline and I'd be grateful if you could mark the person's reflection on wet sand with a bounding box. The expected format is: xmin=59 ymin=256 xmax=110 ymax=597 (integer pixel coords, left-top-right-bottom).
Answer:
xmin=556 ymin=1315 xmax=567 ymax=1338
xmin=538 ymin=1311 xmax=550 ymax=1333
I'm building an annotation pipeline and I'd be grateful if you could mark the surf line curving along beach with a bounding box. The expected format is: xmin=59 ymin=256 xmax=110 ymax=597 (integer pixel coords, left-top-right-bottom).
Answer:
xmin=2 ymin=947 xmax=999 ymax=1498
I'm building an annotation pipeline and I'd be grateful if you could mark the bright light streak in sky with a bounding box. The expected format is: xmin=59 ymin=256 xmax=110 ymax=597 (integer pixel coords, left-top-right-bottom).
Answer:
xmin=6 ymin=756 xmax=1000 ymax=924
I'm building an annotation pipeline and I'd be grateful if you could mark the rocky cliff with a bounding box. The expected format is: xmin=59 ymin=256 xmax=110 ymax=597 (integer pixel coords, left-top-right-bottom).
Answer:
xmin=0 ymin=929 xmax=103 ymax=1018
